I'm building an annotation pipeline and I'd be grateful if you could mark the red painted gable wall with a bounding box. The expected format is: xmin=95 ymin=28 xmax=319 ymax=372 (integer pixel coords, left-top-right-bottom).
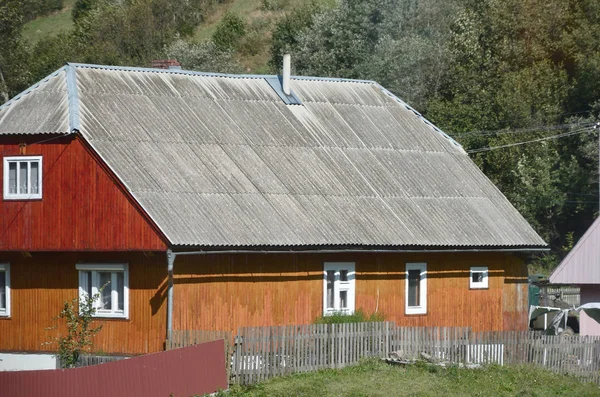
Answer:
xmin=0 ymin=135 xmax=167 ymax=251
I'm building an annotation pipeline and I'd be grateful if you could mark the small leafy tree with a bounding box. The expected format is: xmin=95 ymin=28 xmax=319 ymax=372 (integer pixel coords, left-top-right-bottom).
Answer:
xmin=46 ymin=287 xmax=104 ymax=368
xmin=212 ymin=12 xmax=246 ymax=51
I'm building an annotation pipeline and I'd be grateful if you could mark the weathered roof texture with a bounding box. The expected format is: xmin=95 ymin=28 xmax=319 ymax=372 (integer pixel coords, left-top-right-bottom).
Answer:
xmin=0 ymin=69 xmax=70 ymax=134
xmin=550 ymin=217 xmax=600 ymax=284
xmin=0 ymin=64 xmax=546 ymax=248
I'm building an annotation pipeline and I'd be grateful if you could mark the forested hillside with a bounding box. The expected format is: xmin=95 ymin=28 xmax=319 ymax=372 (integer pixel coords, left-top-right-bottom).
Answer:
xmin=1 ymin=0 xmax=599 ymax=272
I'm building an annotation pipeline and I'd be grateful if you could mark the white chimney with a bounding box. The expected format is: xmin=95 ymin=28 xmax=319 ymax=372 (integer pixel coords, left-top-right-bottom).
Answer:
xmin=282 ymin=54 xmax=291 ymax=96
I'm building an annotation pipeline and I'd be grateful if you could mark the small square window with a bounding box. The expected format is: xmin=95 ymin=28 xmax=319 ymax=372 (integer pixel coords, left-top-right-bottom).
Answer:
xmin=0 ymin=263 xmax=11 ymax=317
xmin=3 ymin=156 xmax=43 ymax=200
xmin=470 ymin=267 xmax=488 ymax=289
xmin=76 ymin=263 xmax=129 ymax=319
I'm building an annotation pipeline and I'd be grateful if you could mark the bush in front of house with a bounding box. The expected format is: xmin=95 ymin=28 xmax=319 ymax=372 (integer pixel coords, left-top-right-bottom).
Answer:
xmin=314 ymin=309 xmax=385 ymax=324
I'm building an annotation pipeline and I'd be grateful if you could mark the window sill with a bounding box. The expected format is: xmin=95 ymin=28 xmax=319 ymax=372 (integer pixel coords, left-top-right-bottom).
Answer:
xmin=405 ymin=308 xmax=427 ymax=315
xmin=92 ymin=314 xmax=129 ymax=320
xmin=3 ymin=197 xmax=43 ymax=201
xmin=470 ymin=285 xmax=489 ymax=290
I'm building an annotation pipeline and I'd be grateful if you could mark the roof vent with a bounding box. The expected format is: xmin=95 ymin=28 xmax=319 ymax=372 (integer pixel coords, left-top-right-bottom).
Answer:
xmin=264 ymin=54 xmax=302 ymax=105
xmin=283 ymin=54 xmax=291 ymax=96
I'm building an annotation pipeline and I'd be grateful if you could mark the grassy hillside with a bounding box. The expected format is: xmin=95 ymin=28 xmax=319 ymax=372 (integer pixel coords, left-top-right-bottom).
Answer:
xmin=21 ymin=0 xmax=333 ymax=72
xmin=22 ymin=0 xmax=76 ymax=45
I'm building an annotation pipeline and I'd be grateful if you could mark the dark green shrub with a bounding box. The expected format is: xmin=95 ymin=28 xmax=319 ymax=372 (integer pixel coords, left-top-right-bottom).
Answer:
xmin=212 ymin=12 xmax=246 ymax=51
xmin=314 ymin=309 xmax=385 ymax=324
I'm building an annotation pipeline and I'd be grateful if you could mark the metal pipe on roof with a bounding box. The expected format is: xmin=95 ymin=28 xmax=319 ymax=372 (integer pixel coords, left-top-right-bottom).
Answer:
xmin=282 ymin=54 xmax=291 ymax=96
xmin=166 ymin=249 xmax=175 ymax=341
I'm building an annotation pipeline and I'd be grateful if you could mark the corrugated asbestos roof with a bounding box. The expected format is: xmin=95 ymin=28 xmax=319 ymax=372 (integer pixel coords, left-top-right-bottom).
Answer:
xmin=0 ymin=68 xmax=70 ymax=134
xmin=0 ymin=63 xmax=546 ymax=248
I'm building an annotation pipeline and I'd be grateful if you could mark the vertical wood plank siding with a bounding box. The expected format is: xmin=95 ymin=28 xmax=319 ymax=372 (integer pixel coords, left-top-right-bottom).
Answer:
xmin=0 ymin=251 xmax=527 ymax=355
xmin=0 ymin=252 xmax=167 ymax=355
xmin=174 ymin=252 xmax=528 ymax=335
xmin=0 ymin=136 xmax=166 ymax=251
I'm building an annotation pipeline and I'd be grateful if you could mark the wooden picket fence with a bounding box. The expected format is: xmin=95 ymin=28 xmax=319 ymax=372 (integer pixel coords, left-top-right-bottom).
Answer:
xmin=168 ymin=323 xmax=600 ymax=385
xmin=57 ymin=354 xmax=129 ymax=368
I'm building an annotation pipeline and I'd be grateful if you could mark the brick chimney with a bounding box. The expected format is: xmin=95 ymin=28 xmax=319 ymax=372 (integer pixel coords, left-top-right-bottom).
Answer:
xmin=152 ymin=59 xmax=181 ymax=70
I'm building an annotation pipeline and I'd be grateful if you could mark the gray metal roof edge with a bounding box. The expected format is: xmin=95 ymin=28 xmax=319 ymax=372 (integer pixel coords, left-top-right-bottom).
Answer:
xmin=171 ymin=243 xmax=549 ymax=250
xmin=372 ymin=82 xmax=465 ymax=153
xmin=66 ymin=64 xmax=81 ymax=132
xmin=0 ymin=66 xmax=68 ymax=112
xmin=170 ymin=245 xmax=549 ymax=254
xmin=65 ymin=63 xmax=378 ymax=84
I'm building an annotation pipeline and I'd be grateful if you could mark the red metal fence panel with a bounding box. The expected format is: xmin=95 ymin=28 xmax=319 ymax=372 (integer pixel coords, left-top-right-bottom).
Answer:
xmin=0 ymin=340 xmax=227 ymax=397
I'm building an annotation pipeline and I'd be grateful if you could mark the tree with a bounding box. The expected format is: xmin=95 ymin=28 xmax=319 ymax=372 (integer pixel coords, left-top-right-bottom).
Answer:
xmin=212 ymin=12 xmax=246 ymax=52
xmin=0 ymin=0 xmax=31 ymax=103
xmin=46 ymin=287 xmax=104 ymax=368
xmin=269 ymin=1 xmax=327 ymax=72
xmin=164 ymin=37 xmax=242 ymax=73
xmin=288 ymin=0 xmax=457 ymax=110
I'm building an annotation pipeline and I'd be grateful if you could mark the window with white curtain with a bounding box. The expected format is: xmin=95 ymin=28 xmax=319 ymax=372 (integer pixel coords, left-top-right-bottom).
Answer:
xmin=76 ymin=263 xmax=129 ymax=319
xmin=406 ymin=263 xmax=427 ymax=315
xmin=0 ymin=263 xmax=11 ymax=317
xmin=323 ymin=262 xmax=355 ymax=314
xmin=3 ymin=156 xmax=42 ymax=200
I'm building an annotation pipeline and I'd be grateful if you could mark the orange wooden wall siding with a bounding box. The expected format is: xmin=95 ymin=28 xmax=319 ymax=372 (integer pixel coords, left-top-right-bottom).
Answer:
xmin=0 ymin=251 xmax=528 ymax=356
xmin=174 ymin=252 xmax=529 ymax=334
xmin=0 ymin=136 xmax=166 ymax=251
xmin=0 ymin=252 xmax=167 ymax=355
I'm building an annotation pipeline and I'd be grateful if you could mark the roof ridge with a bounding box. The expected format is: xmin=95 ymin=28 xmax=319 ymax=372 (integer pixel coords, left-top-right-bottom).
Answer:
xmin=66 ymin=64 xmax=81 ymax=132
xmin=66 ymin=63 xmax=378 ymax=84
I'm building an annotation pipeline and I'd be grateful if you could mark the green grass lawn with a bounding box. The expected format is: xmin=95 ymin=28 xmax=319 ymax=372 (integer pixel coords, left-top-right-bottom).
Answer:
xmin=22 ymin=0 xmax=76 ymax=45
xmin=215 ymin=359 xmax=600 ymax=397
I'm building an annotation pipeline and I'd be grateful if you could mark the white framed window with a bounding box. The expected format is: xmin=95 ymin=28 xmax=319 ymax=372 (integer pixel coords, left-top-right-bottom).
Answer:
xmin=3 ymin=156 xmax=43 ymax=200
xmin=76 ymin=263 xmax=129 ymax=319
xmin=323 ymin=262 xmax=355 ymax=315
xmin=470 ymin=266 xmax=489 ymax=289
xmin=406 ymin=263 xmax=427 ymax=315
xmin=0 ymin=263 xmax=11 ymax=317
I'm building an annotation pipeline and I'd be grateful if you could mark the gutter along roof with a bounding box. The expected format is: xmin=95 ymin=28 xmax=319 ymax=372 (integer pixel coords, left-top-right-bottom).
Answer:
xmin=0 ymin=63 xmax=546 ymax=249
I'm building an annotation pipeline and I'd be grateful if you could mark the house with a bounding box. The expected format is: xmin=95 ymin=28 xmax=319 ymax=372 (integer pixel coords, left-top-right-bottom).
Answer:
xmin=550 ymin=216 xmax=600 ymax=335
xmin=0 ymin=63 xmax=546 ymax=368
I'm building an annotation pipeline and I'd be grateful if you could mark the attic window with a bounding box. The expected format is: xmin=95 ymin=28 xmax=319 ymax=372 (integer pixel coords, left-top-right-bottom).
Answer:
xmin=3 ymin=156 xmax=42 ymax=200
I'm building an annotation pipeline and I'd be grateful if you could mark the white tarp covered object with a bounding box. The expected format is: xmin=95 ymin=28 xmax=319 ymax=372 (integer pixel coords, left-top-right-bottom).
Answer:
xmin=576 ymin=303 xmax=600 ymax=324
xmin=529 ymin=306 xmax=567 ymax=335
xmin=529 ymin=303 xmax=600 ymax=335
